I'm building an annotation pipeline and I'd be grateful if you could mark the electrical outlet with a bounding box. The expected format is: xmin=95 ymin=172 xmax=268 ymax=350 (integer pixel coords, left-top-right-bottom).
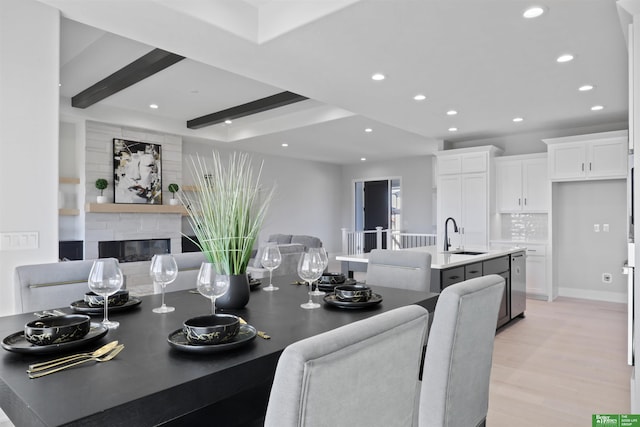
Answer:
xmin=603 ymin=224 xmax=610 ymax=232
xmin=602 ymin=273 xmax=612 ymax=284
xmin=594 ymin=224 xmax=600 ymax=232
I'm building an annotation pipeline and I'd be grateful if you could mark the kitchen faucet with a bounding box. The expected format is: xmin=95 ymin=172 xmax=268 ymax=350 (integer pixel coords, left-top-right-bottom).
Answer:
xmin=443 ymin=217 xmax=459 ymax=252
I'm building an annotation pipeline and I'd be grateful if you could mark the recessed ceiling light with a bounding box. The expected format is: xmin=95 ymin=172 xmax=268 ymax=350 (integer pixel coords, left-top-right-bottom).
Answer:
xmin=591 ymin=105 xmax=604 ymax=111
xmin=360 ymin=157 xmax=367 ymax=161
xmin=513 ymin=117 xmax=524 ymax=122
xmin=556 ymin=54 xmax=574 ymax=63
xmin=414 ymin=94 xmax=426 ymax=101
xmin=281 ymin=143 xmax=288 ymax=147
xmin=371 ymin=73 xmax=385 ymax=81
xmin=523 ymin=6 xmax=545 ymax=18
xmin=149 ymin=104 xmax=159 ymax=109
xmin=224 ymin=119 xmax=233 ymax=124
xmin=365 ymin=128 xmax=373 ymax=133
xmin=579 ymin=84 xmax=594 ymax=91
xmin=448 ymin=127 xmax=458 ymax=132
xmin=446 ymin=110 xmax=458 ymax=116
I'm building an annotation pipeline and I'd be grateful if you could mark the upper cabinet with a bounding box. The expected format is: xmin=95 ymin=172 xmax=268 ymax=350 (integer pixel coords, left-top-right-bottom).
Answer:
xmin=543 ymin=130 xmax=628 ymax=181
xmin=495 ymin=154 xmax=549 ymax=213
xmin=436 ymin=146 xmax=502 ymax=250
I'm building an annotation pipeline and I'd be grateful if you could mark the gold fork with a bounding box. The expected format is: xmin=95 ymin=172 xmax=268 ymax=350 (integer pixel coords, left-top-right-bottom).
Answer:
xmin=28 ymin=344 xmax=125 ymax=379
xmin=28 ymin=341 xmax=119 ymax=372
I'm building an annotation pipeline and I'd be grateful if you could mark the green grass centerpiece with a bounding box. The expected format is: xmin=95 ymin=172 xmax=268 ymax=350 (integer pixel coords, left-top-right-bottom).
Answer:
xmin=179 ymin=151 xmax=274 ymax=308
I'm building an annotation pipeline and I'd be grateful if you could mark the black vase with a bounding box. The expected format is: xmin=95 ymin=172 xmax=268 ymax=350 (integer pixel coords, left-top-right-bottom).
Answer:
xmin=215 ymin=273 xmax=250 ymax=309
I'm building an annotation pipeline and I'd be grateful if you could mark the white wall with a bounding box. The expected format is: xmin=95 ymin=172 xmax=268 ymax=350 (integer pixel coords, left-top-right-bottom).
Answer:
xmin=553 ymin=179 xmax=627 ymax=302
xmin=182 ymin=139 xmax=343 ymax=253
xmin=0 ymin=0 xmax=60 ymax=315
xmin=339 ymin=155 xmax=435 ymax=234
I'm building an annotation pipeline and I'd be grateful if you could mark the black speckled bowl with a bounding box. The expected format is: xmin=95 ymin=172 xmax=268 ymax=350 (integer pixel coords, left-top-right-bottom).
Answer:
xmin=84 ymin=290 xmax=129 ymax=307
xmin=334 ymin=284 xmax=372 ymax=303
xmin=318 ymin=273 xmax=347 ymax=285
xmin=24 ymin=314 xmax=91 ymax=346
xmin=183 ymin=314 xmax=240 ymax=345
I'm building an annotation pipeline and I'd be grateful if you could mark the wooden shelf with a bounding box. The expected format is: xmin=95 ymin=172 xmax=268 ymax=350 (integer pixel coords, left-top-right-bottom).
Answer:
xmin=59 ymin=208 xmax=80 ymax=216
xmin=59 ymin=177 xmax=80 ymax=184
xmin=85 ymin=203 xmax=187 ymax=214
xmin=181 ymin=185 xmax=197 ymax=192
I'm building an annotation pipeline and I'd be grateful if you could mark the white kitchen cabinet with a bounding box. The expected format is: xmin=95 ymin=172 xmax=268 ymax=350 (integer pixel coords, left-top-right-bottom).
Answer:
xmin=495 ymin=154 xmax=549 ymax=212
xmin=544 ymin=130 xmax=628 ymax=181
xmin=436 ymin=146 xmax=501 ymax=250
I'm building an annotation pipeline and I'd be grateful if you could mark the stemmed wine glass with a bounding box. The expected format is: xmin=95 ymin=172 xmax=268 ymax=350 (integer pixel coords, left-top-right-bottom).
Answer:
xmin=298 ymin=250 xmax=325 ymax=309
xmin=309 ymin=247 xmax=329 ymax=296
xmin=197 ymin=262 xmax=230 ymax=315
xmin=88 ymin=258 xmax=124 ymax=329
xmin=261 ymin=244 xmax=282 ymax=292
xmin=150 ymin=254 xmax=178 ymax=313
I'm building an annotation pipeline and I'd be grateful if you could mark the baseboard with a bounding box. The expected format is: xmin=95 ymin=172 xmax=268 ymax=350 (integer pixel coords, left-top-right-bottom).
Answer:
xmin=557 ymin=287 xmax=627 ymax=303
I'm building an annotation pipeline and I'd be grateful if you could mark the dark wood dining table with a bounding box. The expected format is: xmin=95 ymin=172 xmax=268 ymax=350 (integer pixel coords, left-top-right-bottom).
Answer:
xmin=0 ymin=275 xmax=438 ymax=427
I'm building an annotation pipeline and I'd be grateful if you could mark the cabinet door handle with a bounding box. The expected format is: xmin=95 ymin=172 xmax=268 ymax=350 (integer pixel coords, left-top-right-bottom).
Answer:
xmin=468 ymin=270 xmax=479 ymax=274
xmin=582 ymin=163 xmax=585 ymax=171
xmin=528 ymin=249 xmax=537 ymax=252
xmin=518 ymin=198 xmax=521 ymax=206
xmin=524 ymin=198 xmax=527 ymax=205
xmin=589 ymin=162 xmax=592 ymax=171
xmin=449 ymin=276 xmax=460 ymax=280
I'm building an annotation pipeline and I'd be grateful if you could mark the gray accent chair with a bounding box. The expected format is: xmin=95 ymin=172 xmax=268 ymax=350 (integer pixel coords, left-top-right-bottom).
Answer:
xmin=264 ymin=305 xmax=429 ymax=427
xmin=247 ymin=234 xmax=322 ymax=279
xmin=154 ymin=252 xmax=206 ymax=294
xmin=366 ymin=249 xmax=432 ymax=292
xmin=14 ymin=259 xmax=98 ymax=313
xmin=418 ymin=274 xmax=505 ymax=427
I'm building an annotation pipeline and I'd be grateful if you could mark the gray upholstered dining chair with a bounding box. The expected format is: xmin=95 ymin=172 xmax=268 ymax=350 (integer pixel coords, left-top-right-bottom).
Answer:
xmin=366 ymin=249 xmax=432 ymax=292
xmin=14 ymin=259 xmax=97 ymax=313
xmin=418 ymin=274 xmax=505 ymax=427
xmin=264 ymin=305 xmax=430 ymax=427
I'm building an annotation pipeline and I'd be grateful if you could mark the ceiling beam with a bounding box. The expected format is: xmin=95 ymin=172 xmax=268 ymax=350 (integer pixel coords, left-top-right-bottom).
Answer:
xmin=187 ymin=91 xmax=308 ymax=129
xmin=71 ymin=48 xmax=185 ymax=109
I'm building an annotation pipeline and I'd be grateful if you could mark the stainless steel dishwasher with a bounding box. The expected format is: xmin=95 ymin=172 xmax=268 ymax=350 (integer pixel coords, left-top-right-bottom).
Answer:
xmin=510 ymin=251 xmax=526 ymax=318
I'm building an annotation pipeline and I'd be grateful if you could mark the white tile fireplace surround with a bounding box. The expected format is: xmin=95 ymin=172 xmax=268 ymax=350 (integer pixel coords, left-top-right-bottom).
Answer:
xmin=85 ymin=212 xmax=182 ymax=294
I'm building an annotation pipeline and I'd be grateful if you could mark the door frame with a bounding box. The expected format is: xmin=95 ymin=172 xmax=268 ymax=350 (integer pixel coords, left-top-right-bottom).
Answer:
xmin=352 ymin=176 xmax=402 ymax=231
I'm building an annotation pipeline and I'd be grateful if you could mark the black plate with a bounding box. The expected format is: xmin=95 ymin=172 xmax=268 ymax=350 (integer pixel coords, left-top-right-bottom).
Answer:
xmin=323 ymin=293 xmax=383 ymax=309
xmin=249 ymin=279 xmax=262 ymax=291
xmin=2 ymin=323 xmax=108 ymax=355
xmin=70 ymin=297 xmax=142 ymax=315
xmin=167 ymin=324 xmax=257 ymax=354
xmin=317 ymin=278 xmax=357 ymax=293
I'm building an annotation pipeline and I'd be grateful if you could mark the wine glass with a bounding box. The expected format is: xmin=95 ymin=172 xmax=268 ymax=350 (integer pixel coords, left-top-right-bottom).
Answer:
xmin=88 ymin=258 xmax=124 ymax=329
xmin=309 ymin=247 xmax=329 ymax=296
xmin=298 ymin=250 xmax=325 ymax=309
xmin=261 ymin=244 xmax=282 ymax=292
xmin=197 ymin=262 xmax=230 ymax=315
xmin=150 ymin=254 xmax=178 ymax=313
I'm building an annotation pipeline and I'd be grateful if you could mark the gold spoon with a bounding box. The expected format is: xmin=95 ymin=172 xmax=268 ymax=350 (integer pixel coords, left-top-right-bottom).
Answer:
xmin=28 ymin=344 xmax=124 ymax=379
xmin=28 ymin=341 xmax=119 ymax=372
xmin=238 ymin=317 xmax=270 ymax=340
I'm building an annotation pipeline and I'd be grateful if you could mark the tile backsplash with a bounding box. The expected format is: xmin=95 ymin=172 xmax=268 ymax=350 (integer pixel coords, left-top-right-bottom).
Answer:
xmin=500 ymin=213 xmax=548 ymax=241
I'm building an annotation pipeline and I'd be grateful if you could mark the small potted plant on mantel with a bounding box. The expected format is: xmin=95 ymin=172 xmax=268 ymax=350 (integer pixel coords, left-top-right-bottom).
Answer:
xmin=168 ymin=183 xmax=180 ymax=205
xmin=95 ymin=179 xmax=108 ymax=204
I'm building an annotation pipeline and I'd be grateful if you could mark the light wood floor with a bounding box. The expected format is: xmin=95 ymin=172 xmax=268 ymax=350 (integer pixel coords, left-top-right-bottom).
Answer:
xmin=487 ymin=297 xmax=631 ymax=426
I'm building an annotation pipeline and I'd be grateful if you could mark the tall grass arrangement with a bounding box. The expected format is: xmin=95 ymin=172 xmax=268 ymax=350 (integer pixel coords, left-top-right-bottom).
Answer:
xmin=179 ymin=151 xmax=274 ymax=275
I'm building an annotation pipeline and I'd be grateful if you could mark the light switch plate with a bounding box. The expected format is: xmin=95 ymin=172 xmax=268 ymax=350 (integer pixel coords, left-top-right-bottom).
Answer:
xmin=594 ymin=224 xmax=600 ymax=232
xmin=603 ymin=224 xmax=610 ymax=232
xmin=0 ymin=232 xmax=39 ymax=250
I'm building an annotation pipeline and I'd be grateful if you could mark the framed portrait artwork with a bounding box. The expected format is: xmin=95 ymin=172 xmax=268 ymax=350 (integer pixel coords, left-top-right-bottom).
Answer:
xmin=113 ymin=139 xmax=162 ymax=204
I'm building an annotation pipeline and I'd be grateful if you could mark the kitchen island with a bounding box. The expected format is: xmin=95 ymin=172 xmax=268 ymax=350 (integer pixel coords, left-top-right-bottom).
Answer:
xmin=336 ymin=246 xmax=526 ymax=328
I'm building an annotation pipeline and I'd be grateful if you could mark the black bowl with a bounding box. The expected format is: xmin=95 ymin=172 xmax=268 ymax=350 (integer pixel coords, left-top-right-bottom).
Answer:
xmin=84 ymin=290 xmax=129 ymax=307
xmin=183 ymin=314 xmax=240 ymax=345
xmin=317 ymin=273 xmax=347 ymax=285
xmin=24 ymin=314 xmax=91 ymax=346
xmin=334 ymin=284 xmax=372 ymax=303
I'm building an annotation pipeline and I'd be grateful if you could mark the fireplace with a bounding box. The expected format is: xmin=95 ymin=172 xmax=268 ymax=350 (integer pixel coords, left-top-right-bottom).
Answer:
xmin=99 ymin=239 xmax=171 ymax=263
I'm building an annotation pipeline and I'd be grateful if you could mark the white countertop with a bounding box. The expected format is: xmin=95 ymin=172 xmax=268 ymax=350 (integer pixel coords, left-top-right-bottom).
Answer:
xmin=336 ymin=246 xmax=526 ymax=270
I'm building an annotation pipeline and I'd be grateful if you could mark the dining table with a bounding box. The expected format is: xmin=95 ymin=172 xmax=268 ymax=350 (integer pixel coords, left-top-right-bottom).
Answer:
xmin=0 ymin=274 xmax=439 ymax=427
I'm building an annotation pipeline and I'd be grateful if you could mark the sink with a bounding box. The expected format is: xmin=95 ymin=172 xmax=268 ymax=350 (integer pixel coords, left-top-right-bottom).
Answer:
xmin=441 ymin=250 xmax=487 ymax=256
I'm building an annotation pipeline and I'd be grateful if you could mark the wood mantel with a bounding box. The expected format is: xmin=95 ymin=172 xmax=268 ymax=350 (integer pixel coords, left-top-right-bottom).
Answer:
xmin=85 ymin=203 xmax=187 ymax=214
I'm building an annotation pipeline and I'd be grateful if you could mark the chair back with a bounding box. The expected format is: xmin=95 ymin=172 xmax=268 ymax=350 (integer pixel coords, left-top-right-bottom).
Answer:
xmin=419 ymin=274 xmax=505 ymax=427
xmin=14 ymin=260 xmax=97 ymax=313
xmin=366 ymin=249 xmax=432 ymax=292
xmin=264 ymin=305 xmax=429 ymax=427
